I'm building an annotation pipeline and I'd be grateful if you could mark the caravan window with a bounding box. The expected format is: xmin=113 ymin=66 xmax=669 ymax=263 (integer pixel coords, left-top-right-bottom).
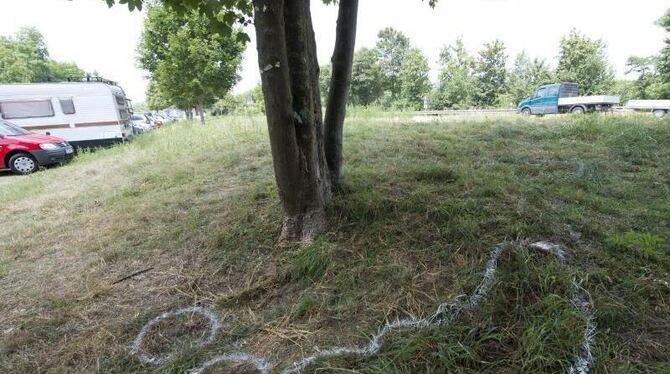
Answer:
xmin=115 ymin=95 xmax=126 ymax=106
xmin=59 ymin=98 xmax=76 ymax=115
xmin=0 ymin=100 xmax=55 ymax=119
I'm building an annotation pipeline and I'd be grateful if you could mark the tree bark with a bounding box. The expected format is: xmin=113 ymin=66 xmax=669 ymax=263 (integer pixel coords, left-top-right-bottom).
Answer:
xmin=197 ymin=99 xmax=205 ymax=125
xmin=253 ymin=0 xmax=327 ymax=243
xmin=324 ymin=0 xmax=359 ymax=189
xmin=304 ymin=0 xmax=331 ymax=204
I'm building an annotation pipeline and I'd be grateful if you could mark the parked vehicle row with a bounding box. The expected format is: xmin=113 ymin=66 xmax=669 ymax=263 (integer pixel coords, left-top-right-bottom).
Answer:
xmin=130 ymin=112 xmax=178 ymax=134
xmin=518 ymin=83 xmax=670 ymax=117
xmin=0 ymin=81 xmax=180 ymax=175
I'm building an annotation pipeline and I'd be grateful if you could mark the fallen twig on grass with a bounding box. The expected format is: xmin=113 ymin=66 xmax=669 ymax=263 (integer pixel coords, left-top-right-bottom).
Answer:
xmin=112 ymin=267 xmax=154 ymax=285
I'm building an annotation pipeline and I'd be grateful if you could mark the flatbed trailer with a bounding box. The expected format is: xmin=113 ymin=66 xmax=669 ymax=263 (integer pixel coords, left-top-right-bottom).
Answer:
xmin=625 ymin=100 xmax=670 ymax=118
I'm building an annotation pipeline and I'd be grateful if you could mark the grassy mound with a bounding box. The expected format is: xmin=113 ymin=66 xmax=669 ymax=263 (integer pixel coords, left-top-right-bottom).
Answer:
xmin=1 ymin=113 xmax=669 ymax=373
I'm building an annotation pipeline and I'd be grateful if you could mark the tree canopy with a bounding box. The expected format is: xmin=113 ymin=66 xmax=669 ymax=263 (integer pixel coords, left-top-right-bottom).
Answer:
xmin=432 ymin=38 xmax=475 ymax=110
xmin=0 ymin=27 xmax=87 ymax=83
xmin=557 ymin=29 xmax=614 ymax=95
xmin=341 ymin=28 xmax=430 ymax=109
xmin=473 ymin=40 xmax=508 ymax=107
xmin=349 ymin=48 xmax=384 ymax=106
xmin=656 ymin=7 xmax=670 ymax=98
xmin=137 ymin=3 xmax=245 ymax=121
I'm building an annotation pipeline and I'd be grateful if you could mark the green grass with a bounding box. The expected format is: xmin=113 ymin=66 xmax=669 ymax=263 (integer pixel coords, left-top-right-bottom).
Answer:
xmin=0 ymin=113 xmax=669 ymax=373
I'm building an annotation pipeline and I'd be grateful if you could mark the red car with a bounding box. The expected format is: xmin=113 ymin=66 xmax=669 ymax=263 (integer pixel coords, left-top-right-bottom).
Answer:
xmin=0 ymin=120 xmax=74 ymax=175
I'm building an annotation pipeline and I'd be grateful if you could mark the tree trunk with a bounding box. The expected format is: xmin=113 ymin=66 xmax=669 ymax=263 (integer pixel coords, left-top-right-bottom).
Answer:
xmin=304 ymin=0 xmax=331 ymax=204
xmin=198 ymin=99 xmax=205 ymax=125
xmin=324 ymin=0 xmax=359 ymax=189
xmin=253 ymin=0 xmax=327 ymax=243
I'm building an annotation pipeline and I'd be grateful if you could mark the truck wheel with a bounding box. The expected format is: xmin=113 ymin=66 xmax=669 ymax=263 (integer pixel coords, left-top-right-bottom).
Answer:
xmin=9 ymin=153 xmax=38 ymax=175
xmin=653 ymin=109 xmax=666 ymax=118
xmin=521 ymin=108 xmax=531 ymax=116
xmin=571 ymin=106 xmax=585 ymax=114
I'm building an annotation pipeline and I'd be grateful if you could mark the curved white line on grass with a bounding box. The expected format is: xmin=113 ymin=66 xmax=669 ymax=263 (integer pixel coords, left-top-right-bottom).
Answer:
xmin=529 ymin=242 xmax=596 ymax=374
xmin=132 ymin=242 xmax=596 ymax=374
xmin=131 ymin=307 xmax=221 ymax=366
xmin=188 ymin=353 xmax=272 ymax=374
xmin=188 ymin=245 xmax=505 ymax=374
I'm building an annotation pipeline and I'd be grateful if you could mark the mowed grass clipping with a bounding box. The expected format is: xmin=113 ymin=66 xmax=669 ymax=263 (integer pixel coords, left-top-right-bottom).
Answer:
xmin=0 ymin=113 xmax=669 ymax=373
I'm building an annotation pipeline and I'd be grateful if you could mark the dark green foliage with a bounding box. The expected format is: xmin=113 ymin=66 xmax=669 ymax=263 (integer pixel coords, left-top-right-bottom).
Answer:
xmin=375 ymin=27 xmax=411 ymax=100
xmin=557 ymin=29 xmax=615 ymax=95
xmin=625 ymin=56 xmax=660 ymax=99
xmin=0 ymin=27 xmax=87 ymax=83
xmin=349 ymin=48 xmax=384 ymax=106
xmin=339 ymin=29 xmax=430 ymax=109
xmin=319 ymin=63 xmax=332 ymax=103
xmin=432 ymin=38 xmax=475 ymax=109
xmin=508 ymin=51 xmax=554 ymax=105
xmin=211 ymin=85 xmax=265 ymax=115
xmin=473 ymin=40 xmax=508 ymax=107
xmin=398 ymin=48 xmax=431 ymax=110
xmin=137 ymin=3 xmax=246 ymax=111
xmin=656 ymin=8 xmax=670 ymax=98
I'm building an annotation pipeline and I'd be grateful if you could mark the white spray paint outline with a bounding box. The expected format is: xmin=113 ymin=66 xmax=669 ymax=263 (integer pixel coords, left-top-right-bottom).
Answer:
xmin=529 ymin=241 xmax=596 ymax=374
xmin=132 ymin=241 xmax=595 ymax=374
xmin=131 ymin=306 xmax=221 ymax=366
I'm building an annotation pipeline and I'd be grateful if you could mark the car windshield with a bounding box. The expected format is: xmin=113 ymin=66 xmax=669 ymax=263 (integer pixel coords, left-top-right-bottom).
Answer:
xmin=0 ymin=120 xmax=31 ymax=136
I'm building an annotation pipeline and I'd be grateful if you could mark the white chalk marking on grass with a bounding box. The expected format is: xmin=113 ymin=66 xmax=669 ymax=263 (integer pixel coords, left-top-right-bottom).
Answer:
xmin=529 ymin=241 xmax=596 ymax=374
xmin=281 ymin=244 xmax=504 ymax=374
xmin=530 ymin=241 xmax=567 ymax=262
xmin=188 ymin=353 xmax=273 ymax=374
xmin=132 ymin=241 xmax=596 ymax=374
xmin=576 ymin=161 xmax=586 ymax=178
xmin=131 ymin=307 xmax=221 ymax=366
xmin=568 ymin=286 xmax=596 ymax=374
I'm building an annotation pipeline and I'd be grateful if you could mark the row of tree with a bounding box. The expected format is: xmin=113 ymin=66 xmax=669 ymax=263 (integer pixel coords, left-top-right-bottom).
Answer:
xmin=324 ymin=28 xmax=615 ymax=110
xmin=154 ymin=8 xmax=670 ymax=117
xmin=318 ymin=14 xmax=670 ymax=111
xmin=0 ymin=27 xmax=89 ymax=84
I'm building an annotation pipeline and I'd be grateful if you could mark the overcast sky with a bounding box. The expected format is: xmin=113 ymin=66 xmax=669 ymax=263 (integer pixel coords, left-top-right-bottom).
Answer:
xmin=1 ymin=0 xmax=667 ymax=102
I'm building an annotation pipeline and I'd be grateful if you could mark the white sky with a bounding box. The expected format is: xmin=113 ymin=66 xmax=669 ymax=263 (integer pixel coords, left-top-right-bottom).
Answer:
xmin=1 ymin=0 xmax=667 ymax=102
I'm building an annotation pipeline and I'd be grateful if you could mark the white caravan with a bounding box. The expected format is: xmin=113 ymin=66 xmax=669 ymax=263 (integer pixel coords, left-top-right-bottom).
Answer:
xmin=0 ymin=81 xmax=133 ymax=147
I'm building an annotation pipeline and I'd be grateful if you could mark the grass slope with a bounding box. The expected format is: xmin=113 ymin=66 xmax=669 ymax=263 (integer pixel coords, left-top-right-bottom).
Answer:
xmin=0 ymin=113 xmax=669 ymax=373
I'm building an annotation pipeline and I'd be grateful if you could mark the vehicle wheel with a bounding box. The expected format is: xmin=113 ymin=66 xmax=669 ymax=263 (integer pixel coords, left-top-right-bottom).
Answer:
xmin=653 ymin=109 xmax=666 ymax=118
xmin=8 ymin=153 xmax=38 ymax=175
xmin=521 ymin=108 xmax=532 ymax=116
xmin=571 ymin=106 xmax=585 ymax=114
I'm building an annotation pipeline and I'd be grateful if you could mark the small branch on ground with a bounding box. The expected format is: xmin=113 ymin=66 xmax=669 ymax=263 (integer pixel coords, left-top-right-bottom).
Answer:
xmin=111 ymin=267 xmax=154 ymax=285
